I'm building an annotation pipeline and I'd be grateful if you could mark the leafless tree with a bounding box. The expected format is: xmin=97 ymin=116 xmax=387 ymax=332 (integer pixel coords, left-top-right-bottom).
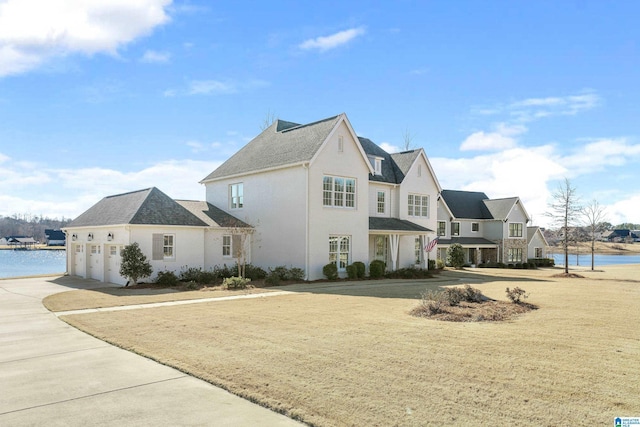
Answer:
xmin=546 ymin=178 xmax=582 ymax=274
xmin=402 ymin=126 xmax=414 ymax=151
xmin=259 ymin=109 xmax=277 ymax=131
xmin=582 ymin=200 xmax=608 ymax=270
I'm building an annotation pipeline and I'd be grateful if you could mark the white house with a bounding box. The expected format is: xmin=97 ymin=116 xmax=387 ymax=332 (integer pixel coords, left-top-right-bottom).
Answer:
xmin=527 ymin=226 xmax=549 ymax=259
xmin=63 ymin=187 xmax=250 ymax=285
xmin=436 ymin=190 xmax=531 ymax=265
xmin=200 ymin=113 xmax=441 ymax=280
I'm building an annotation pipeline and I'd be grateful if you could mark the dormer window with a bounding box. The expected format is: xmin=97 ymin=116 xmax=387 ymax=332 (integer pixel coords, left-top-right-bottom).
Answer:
xmin=368 ymin=155 xmax=383 ymax=176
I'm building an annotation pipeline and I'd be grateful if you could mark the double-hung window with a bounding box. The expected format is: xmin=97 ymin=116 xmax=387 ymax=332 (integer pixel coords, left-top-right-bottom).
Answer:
xmin=451 ymin=222 xmax=460 ymax=236
xmin=377 ymin=191 xmax=385 ymax=214
xmin=472 ymin=222 xmax=479 ymax=232
xmin=153 ymin=234 xmax=175 ymax=260
xmin=437 ymin=221 xmax=446 ymax=236
xmin=329 ymin=236 xmax=351 ymax=270
xmin=230 ymin=183 xmax=243 ymax=209
xmin=323 ymin=176 xmax=356 ymax=208
xmin=222 ymin=235 xmax=231 ymax=257
xmin=509 ymin=223 xmax=523 ymax=237
xmin=408 ymin=194 xmax=429 ymax=217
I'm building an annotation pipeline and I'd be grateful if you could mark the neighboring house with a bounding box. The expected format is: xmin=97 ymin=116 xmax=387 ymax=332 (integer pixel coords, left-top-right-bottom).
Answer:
xmin=436 ymin=190 xmax=531 ymax=265
xmin=0 ymin=237 xmax=8 ymax=245
xmin=6 ymin=236 xmax=38 ymax=249
xmin=200 ymin=113 xmax=441 ymax=280
xmin=527 ymin=226 xmax=549 ymax=259
xmin=44 ymin=229 xmax=66 ymax=246
xmin=605 ymin=229 xmax=639 ymax=243
xmin=63 ymin=187 xmax=250 ymax=285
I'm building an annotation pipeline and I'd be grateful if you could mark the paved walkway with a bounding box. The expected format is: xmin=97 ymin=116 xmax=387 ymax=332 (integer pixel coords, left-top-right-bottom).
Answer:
xmin=0 ymin=275 xmax=303 ymax=426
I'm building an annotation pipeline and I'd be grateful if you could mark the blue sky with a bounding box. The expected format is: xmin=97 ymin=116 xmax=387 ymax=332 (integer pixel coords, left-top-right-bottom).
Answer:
xmin=1 ymin=0 xmax=639 ymax=227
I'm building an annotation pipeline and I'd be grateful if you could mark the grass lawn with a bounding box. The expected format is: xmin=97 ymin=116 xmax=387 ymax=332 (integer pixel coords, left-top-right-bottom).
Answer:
xmin=54 ymin=266 xmax=640 ymax=426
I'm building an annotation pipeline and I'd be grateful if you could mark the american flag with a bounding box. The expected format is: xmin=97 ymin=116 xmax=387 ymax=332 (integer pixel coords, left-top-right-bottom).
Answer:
xmin=424 ymin=237 xmax=438 ymax=253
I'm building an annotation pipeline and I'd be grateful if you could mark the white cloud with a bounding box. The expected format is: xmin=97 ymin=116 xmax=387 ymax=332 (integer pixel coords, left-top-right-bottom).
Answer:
xmin=608 ymin=194 xmax=640 ymax=226
xmin=299 ymin=27 xmax=365 ymax=52
xmin=140 ymin=49 xmax=170 ymax=63
xmin=508 ymin=91 xmax=599 ymax=122
xmin=379 ymin=142 xmax=401 ymax=153
xmin=460 ymin=123 xmax=526 ymax=151
xmin=0 ymin=159 xmax=220 ymax=219
xmin=188 ymin=80 xmax=237 ymax=95
xmin=185 ymin=79 xmax=268 ymax=96
xmin=0 ymin=0 xmax=171 ymax=77
xmin=563 ymin=138 xmax=640 ymax=175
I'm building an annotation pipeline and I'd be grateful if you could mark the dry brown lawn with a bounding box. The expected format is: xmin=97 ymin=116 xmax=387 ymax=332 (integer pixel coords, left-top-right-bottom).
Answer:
xmin=55 ymin=266 xmax=640 ymax=426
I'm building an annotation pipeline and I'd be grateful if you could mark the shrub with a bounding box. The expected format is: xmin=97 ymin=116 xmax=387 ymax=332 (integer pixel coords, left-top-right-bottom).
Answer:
xmin=182 ymin=280 xmax=200 ymax=290
xmin=264 ymin=271 xmax=281 ymax=286
xmin=446 ymin=243 xmax=465 ymax=268
xmin=346 ymin=264 xmax=358 ymax=279
xmin=428 ymin=259 xmax=436 ymax=270
xmin=411 ymin=290 xmax=447 ymax=316
xmin=244 ymin=264 xmax=267 ymax=280
xmin=179 ymin=266 xmax=202 ymax=282
xmin=436 ymin=259 xmax=445 ymax=269
xmin=223 ymin=276 xmax=252 ymax=290
xmin=352 ymin=261 xmax=366 ymax=279
xmin=385 ymin=267 xmax=432 ymax=279
xmin=120 ymin=242 xmax=153 ymax=285
xmin=214 ymin=264 xmax=235 ymax=280
xmin=506 ymin=287 xmax=528 ymax=304
xmin=270 ymin=266 xmax=290 ymax=281
xmin=369 ymin=260 xmax=386 ymax=279
xmin=322 ymin=263 xmax=338 ymax=280
xmin=197 ymin=270 xmax=217 ymax=284
xmin=155 ymin=270 xmax=178 ymax=287
xmin=287 ymin=267 xmax=305 ymax=281
xmin=462 ymin=285 xmax=484 ymax=303
xmin=443 ymin=287 xmax=464 ymax=306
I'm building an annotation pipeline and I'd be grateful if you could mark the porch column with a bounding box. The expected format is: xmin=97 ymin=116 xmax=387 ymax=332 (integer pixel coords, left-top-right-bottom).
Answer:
xmin=388 ymin=234 xmax=400 ymax=271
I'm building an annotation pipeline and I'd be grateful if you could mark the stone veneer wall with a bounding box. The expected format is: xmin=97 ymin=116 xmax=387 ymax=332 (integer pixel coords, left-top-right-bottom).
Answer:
xmin=498 ymin=238 xmax=528 ymax=263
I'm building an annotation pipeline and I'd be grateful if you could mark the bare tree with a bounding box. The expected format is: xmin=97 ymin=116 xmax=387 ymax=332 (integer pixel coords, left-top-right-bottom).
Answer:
xmin=402 ymin=126 xmax=414 ymax=151
xmin=259 ymin=109 xmax=277 ymax=131
xmin=582 ymin=200 xmax=608 ymax=271
xmin=546 ymin=178 xmax=581 ymax=274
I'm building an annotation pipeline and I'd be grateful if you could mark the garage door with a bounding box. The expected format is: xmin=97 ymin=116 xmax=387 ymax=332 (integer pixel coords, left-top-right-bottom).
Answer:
xmin=106 ymin=245 xmax=126 ymax=285
xmin=73 ymin=244 xmax=85 ymax=277
xmin=89 ymin=244 xmax=103 ymax=281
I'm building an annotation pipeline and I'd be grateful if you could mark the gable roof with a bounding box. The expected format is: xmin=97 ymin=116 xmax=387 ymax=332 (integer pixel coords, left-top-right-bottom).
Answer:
xmin=45 ymin=229 xmax=66 ymax=240
xmin=440 ymin=190 xmax=493 ymax=219
xmin=527 ymin=226 xmax=549 ymax=246
xmin=483 ymin=197 xmax=521 ymax=221
xmin=176 ymin=200 xmax=251 ymax=228
xmin=68 ymin=187 xmax=208 ymax=228
xmin=358 ymin=137 xmax=405 ymax=183
xmin=440 ymin=190 xmax=529 ymax=222
xmin=201 ymin=115 xmax=344 ymax=182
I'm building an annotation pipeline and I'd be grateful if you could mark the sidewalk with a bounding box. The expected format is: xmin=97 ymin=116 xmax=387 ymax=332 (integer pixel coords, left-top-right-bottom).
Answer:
xmin=0 ymin=275 xmax=303 ymax=426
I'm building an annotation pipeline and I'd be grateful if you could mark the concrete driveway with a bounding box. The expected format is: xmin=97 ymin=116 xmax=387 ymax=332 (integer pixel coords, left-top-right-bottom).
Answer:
xmin=0 ymin=275 xmax=303 ymax=426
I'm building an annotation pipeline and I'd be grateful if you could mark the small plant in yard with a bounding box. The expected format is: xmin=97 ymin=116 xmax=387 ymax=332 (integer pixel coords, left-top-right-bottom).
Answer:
xmin=446 ymin=243 xmax=466 ymax=269
xmin=346 ymin=264 xmax=358 ymax=279
xmin=155 ymin=270 xmax=178 ymax=287
xmin=506 ymin=287 xmax=528 ymax=304
xmin=323 ymin=263 xmax=338 ymax=280
xmin=463 ymin=284 xmax=484 ymax=303
xmin=264 ymin=271 xmax=281 ymax=286
xmin=369 ymin=260 xmax=386 ymax=279
xmin=287 ymin=267 xmax=305 ymax=281
xmin=120 ymin=242 xmax=153 ymax=286
xmin=222 ymin=276 xmax=252 ymax=290
xmin=411 ymin=290 xmax=447 ymax=316
xmin=352 ymin=261 xmax=366 ymax=279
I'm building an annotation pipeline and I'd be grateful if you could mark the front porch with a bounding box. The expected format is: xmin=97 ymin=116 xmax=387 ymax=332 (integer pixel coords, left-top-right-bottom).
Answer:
xmin=369 ymin=217 xmax=436 ymax=271
xmin=436 ymin=237 xmax=499 ymax=266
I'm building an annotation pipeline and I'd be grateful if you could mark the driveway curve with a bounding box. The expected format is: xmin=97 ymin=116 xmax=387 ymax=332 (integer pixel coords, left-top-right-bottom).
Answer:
xmin=0 ymin=275 xmax=303 ymax=426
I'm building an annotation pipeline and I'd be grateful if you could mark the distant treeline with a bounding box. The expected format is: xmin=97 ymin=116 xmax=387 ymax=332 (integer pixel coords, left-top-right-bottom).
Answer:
xmin=0 ymin=214 xmax=72 ymax=242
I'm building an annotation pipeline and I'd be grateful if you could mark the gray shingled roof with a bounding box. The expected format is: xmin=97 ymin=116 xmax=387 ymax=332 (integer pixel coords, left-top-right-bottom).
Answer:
xmin=68 ymin=188 xmax=208 ymax=227
xmin=358 ymin=138 xmax=424 ymax=185
xmin=176 ymin=200 xmax=251 ymax=228
xmin=440 ymin=190 xmax=493 ymax=219
xmin=437 ymin=237 xmax=498 ymax=246
xmin=369 ymin=217 xmax=433 ymax=233
xmin=201 ymin=115 xmax=342 ymax=182
xmin=483 ymin=197 xmax=519 ymax=220
xmin=390 ymin=150 xmax=421 ymax=177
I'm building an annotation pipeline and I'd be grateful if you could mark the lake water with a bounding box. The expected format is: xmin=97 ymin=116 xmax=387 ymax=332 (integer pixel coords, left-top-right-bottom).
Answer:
xmin=551 ymin=253 xmax=640 ymax=267
xmin=0 ymin=249 xmax=67 ymax=279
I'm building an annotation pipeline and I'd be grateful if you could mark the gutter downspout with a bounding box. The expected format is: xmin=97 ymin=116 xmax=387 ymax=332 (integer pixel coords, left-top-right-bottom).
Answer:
xmin=304 ymin=163 xmax=310 ymax=280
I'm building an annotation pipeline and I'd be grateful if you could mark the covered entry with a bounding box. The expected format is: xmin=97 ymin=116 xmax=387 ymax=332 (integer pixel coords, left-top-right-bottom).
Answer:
xmin=369 ymin=217 xmax=434 ymax=271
